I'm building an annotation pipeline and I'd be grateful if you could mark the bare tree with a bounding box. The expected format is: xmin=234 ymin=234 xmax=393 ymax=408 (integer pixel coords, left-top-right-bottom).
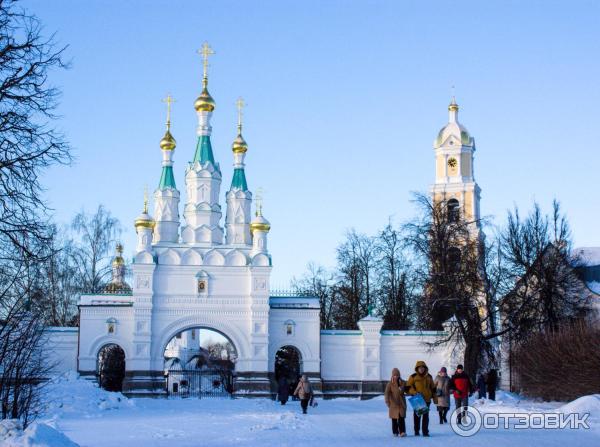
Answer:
xmin=331 ymin=230 xmax=375 ymax=329
xmin=0 ymin=0 xmax=70 ymax=258
xmin=0 ymin=0 xmax=70 ymax=426
xmin=71 ymin=205 xmax=121 ymax=293
xmin=403 ymin=192 xmax=495 ymax=374
xmin=35 ymin=225 xmax=80 ymax=326
xmin=374 ymin=221 xmax=416 ymax=329
xmin=291 ymin=262 xmax=336 ymax=329
xmin=500 ymin=201 xmax=591 ymax=342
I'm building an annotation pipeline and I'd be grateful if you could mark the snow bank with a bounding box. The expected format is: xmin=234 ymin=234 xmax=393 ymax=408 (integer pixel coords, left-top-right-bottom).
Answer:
xmin=1 ymin=421 xmax=79 ymax=447
xmin=0 ymin=419 xmax=23 ymax=443
xmin=42 ymin=371 xmax=133 ymax=418
xmin=21 ymin=423 xmax=80 ymax=447
xmin=557 ymin=394 xmax=600 ymax=415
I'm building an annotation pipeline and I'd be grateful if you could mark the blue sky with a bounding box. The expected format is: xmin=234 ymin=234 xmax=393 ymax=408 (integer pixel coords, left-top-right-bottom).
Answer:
xmin=28 ymin=0 xmax=600 ymax=286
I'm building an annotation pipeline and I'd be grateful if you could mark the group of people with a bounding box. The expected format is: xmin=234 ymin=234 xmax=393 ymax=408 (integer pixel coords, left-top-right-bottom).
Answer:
xmin=384 ymin=360 xmax=497 ymax=437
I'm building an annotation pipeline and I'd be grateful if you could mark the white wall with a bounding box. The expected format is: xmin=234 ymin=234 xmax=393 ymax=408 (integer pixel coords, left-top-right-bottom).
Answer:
xmin=380 ymin=331 xmax=447 ymax=380
xmin=320 ymin=328 xmax=448 ymax=382
xmin=44 ymin=327 xmax=79 ymax=375
xmin=320 ymin=331 xmax=363 ymax=380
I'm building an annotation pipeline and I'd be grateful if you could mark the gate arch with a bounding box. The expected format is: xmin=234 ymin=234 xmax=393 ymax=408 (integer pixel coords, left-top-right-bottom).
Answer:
xmin=154 ymin=316 xmax=248 ymax=367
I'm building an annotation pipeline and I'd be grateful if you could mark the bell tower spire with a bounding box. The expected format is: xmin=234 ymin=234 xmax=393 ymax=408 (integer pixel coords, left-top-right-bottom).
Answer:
xmin=182 ymin=43 xmax=223 ymax=244
xmin=154 ymin=94 xmax=180 ymax=244
xmin=225 ymin=97 xmax=252 ymax=245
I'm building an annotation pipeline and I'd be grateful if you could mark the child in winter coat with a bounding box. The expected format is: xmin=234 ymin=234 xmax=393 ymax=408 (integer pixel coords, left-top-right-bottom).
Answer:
xmin=294 ymin=374 xmax=313 ymax=414
xmin=433 ymin=367 xmax=451 ymax=424
xmin=384 ymin=368 xmax=407 ymax=437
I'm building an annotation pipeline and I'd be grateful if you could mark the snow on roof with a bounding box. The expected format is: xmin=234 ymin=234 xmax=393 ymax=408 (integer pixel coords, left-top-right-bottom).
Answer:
xmin=269 ymin=296 xmax=320 ymax=309
xmin=573 ymin=247 xmax=600 ymax=266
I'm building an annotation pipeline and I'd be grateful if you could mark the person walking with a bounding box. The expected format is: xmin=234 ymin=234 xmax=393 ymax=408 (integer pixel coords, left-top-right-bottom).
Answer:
xmin=477 ymin=373 xmax=487 ymax=399
xmin=277 ymin=376 xmax=289 ymax=405
xmin=449 ymin=364 xmax=473 ymax=425
xmin=406 ymin=360 xmax=437 ymax=437
xmin=487 ymin=369 xmax=498 ymax=401
xmin=294 ymin=374 xmax=313 ymax=414
xmin=433 ymin=367 xmax=450 ymax=424
xmin=384 ymin=368 xmax=407 ymax=437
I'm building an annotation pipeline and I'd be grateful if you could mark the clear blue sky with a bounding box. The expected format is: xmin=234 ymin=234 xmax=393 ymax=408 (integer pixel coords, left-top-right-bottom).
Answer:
xmin=28 ymin=0 xmax=600 ymax=286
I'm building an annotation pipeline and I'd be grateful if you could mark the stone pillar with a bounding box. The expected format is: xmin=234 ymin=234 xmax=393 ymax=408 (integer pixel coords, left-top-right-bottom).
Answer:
xmin=234 ymin=267 xmax=271 ymax=397
xmin=122 ymin=262 xmax=164 ymax=396
xmin=357 ymin=315 xmax=384 ymax=399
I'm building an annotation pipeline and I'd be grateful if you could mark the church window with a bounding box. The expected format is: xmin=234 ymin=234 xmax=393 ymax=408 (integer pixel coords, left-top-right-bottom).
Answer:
xmin=176 ymin=332 xmax=182 ymax=339
xmin=191 ymin=330 xmax=196 ymax=340
xmin=448 ymin=199 xmax=460 ymax=223
xmin=198 ymin=280 xmax=207 ymax=293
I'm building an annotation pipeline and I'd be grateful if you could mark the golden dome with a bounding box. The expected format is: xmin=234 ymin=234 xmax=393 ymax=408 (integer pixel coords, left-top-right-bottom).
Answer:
xmin=232 ymin=133 xmax=248 ymax=153
xmin=160 ymin=129 xmax=176 ymax=151
xmin=448 ymin=97 xmax=459 ymax=112
xmin=250 ymin=214 xmax=271 ymax=234
xmin=112 ymin=243 xmax=125 ymax=267
xmin=194 ymin=87 xmax=216 ymax=112
xmin=135 ymin=213 xmax=155 ymax=230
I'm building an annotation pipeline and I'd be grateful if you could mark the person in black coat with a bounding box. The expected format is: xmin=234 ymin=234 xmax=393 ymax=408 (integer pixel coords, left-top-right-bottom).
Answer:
xmin=277 ymin=376 xmax=289 ymax=405
xmin=477 ymin=374 xmax=487 ymax=399
xmin=487 ymin=370 xmax=498 ymax=401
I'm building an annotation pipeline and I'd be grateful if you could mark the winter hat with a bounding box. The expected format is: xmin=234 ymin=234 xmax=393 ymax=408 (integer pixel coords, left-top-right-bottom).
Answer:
xmin=414 ymin=360 xmax=428 ymax=373
xmin=440 ymin=367 xmax=447 ymax=373
xmin=457 ymin=364 xmax=464 ymax=370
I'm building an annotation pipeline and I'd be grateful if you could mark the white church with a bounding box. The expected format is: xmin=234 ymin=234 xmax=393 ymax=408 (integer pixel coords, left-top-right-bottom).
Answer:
xmin=46 ymin=45 xmax=504 ymax=398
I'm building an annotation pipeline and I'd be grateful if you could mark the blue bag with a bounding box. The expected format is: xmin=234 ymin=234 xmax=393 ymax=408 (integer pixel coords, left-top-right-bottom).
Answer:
xmin=408 ymin=393 xmax=429 ymax=416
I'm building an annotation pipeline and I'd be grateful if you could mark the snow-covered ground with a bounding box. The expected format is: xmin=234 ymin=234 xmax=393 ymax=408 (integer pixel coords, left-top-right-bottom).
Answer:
xmin=2 ymin=372 xmax=599 ymax=447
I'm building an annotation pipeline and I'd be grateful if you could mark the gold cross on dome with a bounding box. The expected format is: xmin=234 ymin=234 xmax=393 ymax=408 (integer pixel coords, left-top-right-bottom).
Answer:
xmin=143 ymin=185 xmax=149 ymax=214
xmin=255 ymin=187 xmax=264 ymax=215
xmin=162 ymin=94 xmax=176 ymax=126
xmin=198 ymin=42 xmax=215 ymax=80
xmin=236 ymin=97 xmax=245 ymax=131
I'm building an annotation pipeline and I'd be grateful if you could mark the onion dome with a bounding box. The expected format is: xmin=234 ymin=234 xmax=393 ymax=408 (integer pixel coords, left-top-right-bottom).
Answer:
xmin=160 ymin=128 xmax=176 ymax=151
xmin=113 ymin=243 xmax=125 ymax=266
xmin=250 ymin=210 xmax=271 ymax=234
xmin=194 ymin=84 xmax=216 ymax=112
xmin=232 ymin=133 xmax=248 ymax=153
xmin=103 ymin=243 xmax=132 ymax=294
xmin=134 ymin=191 xmax=155 ymax=231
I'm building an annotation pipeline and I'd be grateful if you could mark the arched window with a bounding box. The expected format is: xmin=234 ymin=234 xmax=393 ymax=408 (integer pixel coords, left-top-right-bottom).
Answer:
xmin=447 ymin=199 xmax=460 ymax=223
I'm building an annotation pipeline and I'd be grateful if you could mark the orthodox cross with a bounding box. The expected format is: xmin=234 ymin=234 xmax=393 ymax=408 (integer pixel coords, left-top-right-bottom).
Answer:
xmin=236 ymin=97 xmax=245 ymax=133
xmin=198 ymin=42 xmax=215 ymax=81
xmin=162 ymin=94 xmax=175 ymax=128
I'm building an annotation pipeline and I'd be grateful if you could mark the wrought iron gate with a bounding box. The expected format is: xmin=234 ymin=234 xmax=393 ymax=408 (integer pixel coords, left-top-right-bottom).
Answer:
xmin=166 ymin=369 xmax=234 ymax=398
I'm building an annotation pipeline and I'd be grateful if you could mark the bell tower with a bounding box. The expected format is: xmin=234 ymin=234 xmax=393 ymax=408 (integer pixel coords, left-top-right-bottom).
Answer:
xmin=431 ymin=97 xmax=481 ymax=232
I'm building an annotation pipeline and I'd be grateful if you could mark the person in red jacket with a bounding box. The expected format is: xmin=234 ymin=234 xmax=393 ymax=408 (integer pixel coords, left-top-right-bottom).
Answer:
xmin=448 ymin=364 xmax=473 ymax=425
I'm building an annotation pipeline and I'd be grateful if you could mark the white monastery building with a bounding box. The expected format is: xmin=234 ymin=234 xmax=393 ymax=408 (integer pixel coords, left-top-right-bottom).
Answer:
xmin=46 ymin=45 xmax=508 ymax=398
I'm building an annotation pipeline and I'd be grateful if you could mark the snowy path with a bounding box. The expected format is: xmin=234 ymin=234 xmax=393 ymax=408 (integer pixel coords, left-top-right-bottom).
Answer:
xmin=54 ymin=395 xmax=599 ymax=447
